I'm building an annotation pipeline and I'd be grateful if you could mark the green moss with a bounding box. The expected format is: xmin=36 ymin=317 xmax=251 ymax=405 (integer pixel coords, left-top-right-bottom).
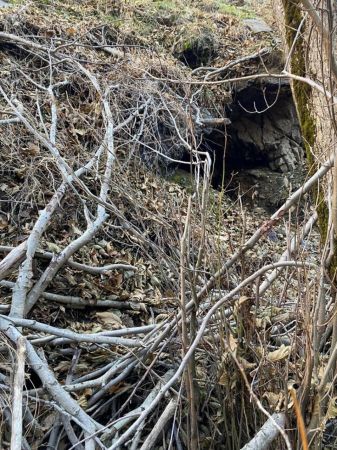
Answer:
xmin=181 ymin=38 xmax=193 ymax=51
xmin=166 ymin=169 xmax=195 ymax=192
xmin=215 ymin=1 xmax=255 ymax=19
xmin=282 ymin=0 xmax=315 ymax=155
xmin=282 ymin=0 xmax=337 ymax=280
xmin=152 ymin=0 xmax=176 ymax=12
xmin=177 ymin=29 xmax=218 ymax=66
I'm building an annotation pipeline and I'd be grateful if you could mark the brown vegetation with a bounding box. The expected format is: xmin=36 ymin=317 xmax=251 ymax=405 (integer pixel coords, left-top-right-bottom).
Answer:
xmin=0 ymin=1 xmax=337 ymax=449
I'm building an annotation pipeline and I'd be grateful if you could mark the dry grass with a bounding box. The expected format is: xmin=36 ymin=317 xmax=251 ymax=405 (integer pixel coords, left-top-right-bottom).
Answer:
xmin=0 ymin=1 xmax=334 ymax=449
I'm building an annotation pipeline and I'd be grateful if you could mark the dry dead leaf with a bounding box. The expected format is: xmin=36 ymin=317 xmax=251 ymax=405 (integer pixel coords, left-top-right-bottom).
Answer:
xmin=238 ymin=356 xmax=256 ymax=370
xmin=96 ymin=311 xmax=123 ymax=329
xmin=228 ymin=332 xmax=237 ymax=353
xmin=218 ymin=369 xmax=230 ymax=386
xmin=263 ymin=391 xmax=283 ymax=410
xmin=267 ymin=345 xmax=291 ymax=362
xmin=66 ymin=27 xmax=76 ymax=36
xmin=54 ymin=360 xmax=71 ymax=373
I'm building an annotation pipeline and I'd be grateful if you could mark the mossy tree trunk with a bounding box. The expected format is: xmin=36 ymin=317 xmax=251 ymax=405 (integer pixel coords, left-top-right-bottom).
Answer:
xmin=282 ymin=0 xmax=337 ymax=281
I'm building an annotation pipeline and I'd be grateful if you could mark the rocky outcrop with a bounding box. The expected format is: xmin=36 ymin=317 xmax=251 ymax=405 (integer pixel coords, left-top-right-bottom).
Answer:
xmin=229 ymin=90 xmax=303 ymax=173
xmin=227 ymin=78 xmax=303 ymax=171
xmin=207 ymin=78 xmax=305 ymax=208
xmin=232 ymin=166 xmax=305 ymax=210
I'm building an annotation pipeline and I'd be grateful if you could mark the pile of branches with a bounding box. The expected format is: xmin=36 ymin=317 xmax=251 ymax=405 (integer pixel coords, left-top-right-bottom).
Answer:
xmin=1 ymin=2 xmax=337 ymax=450
xmin=0 ymin=5 xmax=234 ymax=449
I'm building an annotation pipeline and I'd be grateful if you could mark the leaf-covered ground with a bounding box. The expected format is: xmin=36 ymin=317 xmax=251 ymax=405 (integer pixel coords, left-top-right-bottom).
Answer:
xmin=0 ymin=1 xmax=327 ymax=449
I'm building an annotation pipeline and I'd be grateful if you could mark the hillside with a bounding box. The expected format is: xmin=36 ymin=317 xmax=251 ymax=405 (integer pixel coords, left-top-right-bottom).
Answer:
xmin=0 ymin=1 xmax=333 ymax=449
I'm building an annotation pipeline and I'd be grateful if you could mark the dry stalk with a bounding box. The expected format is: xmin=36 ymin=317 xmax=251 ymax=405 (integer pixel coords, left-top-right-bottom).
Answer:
xmin=10 ymin=336 xmax=26 ymax=450
xmin=180 ymin=197 xmax=199 ymax=449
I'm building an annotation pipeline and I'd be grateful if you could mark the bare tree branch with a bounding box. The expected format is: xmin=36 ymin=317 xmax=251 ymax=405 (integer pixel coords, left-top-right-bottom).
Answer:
xmin=240 ymin=413 xmax=286 ymax=450
xmin=10 ymin=336 xmax=26 ymax=450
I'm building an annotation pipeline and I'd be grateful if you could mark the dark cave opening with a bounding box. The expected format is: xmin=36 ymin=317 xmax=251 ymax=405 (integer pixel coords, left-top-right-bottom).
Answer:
xmin=201 ymin=78 xmax=305 ymax=209
xmin=165 ymin=78 xmax=305 ymax=209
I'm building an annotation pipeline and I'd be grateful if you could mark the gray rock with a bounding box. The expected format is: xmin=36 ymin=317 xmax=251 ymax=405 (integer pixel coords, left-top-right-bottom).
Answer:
xmin=243 ymin=18 xmax=272 ymax=33
xmin=229 ymin=91 xmax=304 ymax=174
xmin=0 ymin=0 xmax=10 ymax=7
xmin=232 ymin=166 xmax=305 ymax=210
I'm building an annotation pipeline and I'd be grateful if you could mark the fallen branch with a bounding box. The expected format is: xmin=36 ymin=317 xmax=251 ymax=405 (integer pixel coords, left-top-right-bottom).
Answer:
xmin=0 ymin=241 xmax=27 ymax=282
xmin=0 ymin=316 xmax=143 ymax=347
xmin=109 ymin=261 xmax=315 ymax=449
xmin=0 ymin=117 xmax=21 ymax=125
xmin=0 ymin=31 xmax=48 ymax=51
xmin=240 ymin=413 xmax=286 ymax=450
xmin=0 ymin=245 xmax=136 ymax=274
xmin=10 ymin=336 xmax=26 ymax=450
xmin=23 ymin=77 xmax=116 ymax=314
xmin=0 ymin=318 xmax=101 ymax=450
xmin=0 ymin=280 xmax=145 ymax=311
xmin=139 ymin=397 xmax=178 ymax=450
xmin=109 ymin=370 xmax=174 ymax=438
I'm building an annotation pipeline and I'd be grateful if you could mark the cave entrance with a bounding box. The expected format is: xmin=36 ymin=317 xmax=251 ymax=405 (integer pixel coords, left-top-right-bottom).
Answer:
xmin=204 ymin=78 xmax=305 ymax=210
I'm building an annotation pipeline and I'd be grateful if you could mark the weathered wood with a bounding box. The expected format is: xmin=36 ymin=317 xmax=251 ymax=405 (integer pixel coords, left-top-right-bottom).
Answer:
xmin=10 ymin=337 xmax=26 ymax=450
xmin=241 ymin=413 xmax=286 ymax=450
xmin=0 ymin=241 xmax=27 ymax=281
